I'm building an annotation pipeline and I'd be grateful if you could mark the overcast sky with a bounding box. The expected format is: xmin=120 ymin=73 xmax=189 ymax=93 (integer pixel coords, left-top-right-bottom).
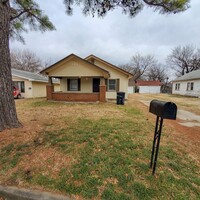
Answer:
xmin=10 ymin=0 xmax=200 ymax=73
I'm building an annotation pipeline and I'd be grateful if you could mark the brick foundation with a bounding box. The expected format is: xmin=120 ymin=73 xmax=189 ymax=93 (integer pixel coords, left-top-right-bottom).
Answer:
xmin=52 ymin=92 xmax=99 ymax=102
xmin=99 ymin=85 xmax=106 ymax=102
xmin=46 ymin=85 xmax=54 ymax=100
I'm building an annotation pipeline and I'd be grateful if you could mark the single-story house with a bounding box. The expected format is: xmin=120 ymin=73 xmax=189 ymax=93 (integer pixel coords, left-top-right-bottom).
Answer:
xmin=12 ymin=68 xmax=60 ymax=98
xmin=135 ymin=80 xmax=162 ymax=94
xmin=172 ymin=69 xmax=200 ymax=97
xmin=40 ymin=54 xmax=133 ymax=102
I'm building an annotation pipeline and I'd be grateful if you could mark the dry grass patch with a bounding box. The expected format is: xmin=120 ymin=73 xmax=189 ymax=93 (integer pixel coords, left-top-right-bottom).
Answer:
xmin=0 ymin=98 xmax=199 ymax=199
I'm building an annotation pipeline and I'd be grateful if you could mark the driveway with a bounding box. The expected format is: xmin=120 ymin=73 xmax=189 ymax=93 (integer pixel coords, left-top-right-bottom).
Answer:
xmin=139 ymin=100 xmax=200 ymax=127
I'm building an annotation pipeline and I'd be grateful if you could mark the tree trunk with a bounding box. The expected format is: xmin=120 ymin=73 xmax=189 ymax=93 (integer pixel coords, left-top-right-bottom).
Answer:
xmin=0 ymin=2 xmax=21 ymax=131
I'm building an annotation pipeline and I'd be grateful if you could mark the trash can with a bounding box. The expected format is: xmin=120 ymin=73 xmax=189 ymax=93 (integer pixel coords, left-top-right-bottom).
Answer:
xmin=117 ymin=92 xmax=125 ymax=105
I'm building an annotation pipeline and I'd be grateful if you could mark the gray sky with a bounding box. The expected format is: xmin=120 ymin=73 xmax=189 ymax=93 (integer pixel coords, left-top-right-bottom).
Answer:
xmin=10 ymin=0 xmax=200 ymax=71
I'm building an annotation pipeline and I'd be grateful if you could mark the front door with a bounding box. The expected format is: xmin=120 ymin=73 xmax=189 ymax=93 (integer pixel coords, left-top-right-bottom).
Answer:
xmin=93 ymin=78 xmax=100 ymax=93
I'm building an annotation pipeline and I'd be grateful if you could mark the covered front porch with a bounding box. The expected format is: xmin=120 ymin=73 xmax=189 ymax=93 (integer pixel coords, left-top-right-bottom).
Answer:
xmin=47 ymin=76 xmax=107 ymax=102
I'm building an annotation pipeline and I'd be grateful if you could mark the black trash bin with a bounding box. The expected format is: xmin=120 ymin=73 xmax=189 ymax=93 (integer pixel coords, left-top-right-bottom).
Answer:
xmin=117 ymin=92 xmax=125 ymax=105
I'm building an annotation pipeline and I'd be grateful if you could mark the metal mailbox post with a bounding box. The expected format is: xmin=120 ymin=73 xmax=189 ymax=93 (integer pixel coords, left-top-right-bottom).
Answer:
xmin=149 ymin=100 xmax=177 ymax=175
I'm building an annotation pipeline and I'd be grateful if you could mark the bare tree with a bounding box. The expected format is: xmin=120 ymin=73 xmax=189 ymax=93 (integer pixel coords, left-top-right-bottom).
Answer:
xmin=167 ymin=45 xmax=200 ymax=76
xmin=11 ymin=49 xmax=43 ymax=72
xmin=120 ymin=53 xmax=157 ymax=81
xmin=146 ymin=64 xmax=167 ymax=82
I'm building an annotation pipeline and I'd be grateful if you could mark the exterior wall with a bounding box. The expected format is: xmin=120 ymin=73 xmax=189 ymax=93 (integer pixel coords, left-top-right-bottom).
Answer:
xmin=139 ymin=86 xmax=161 ymax=94
xmin=48 ymin=58 xmax=106 ymax=77
xmin=32 ymin=82 xmax=60 ymax=98
xmin=54 ymin=84 xmax=61 ymax=92
xmin=32 ymin=82 xmax=48 ymax=98
xmin=60 ymin=77 xmax=93 ymax=93
xmin=52 ymin=92 xmax=99 ymax=102
xmin=12 ymin=76 xmax=33 ymax=98
xmin=172 ymin=80 xmax=200 ymax=97
xmin=93 ymin=60 xmax=129 ymax=99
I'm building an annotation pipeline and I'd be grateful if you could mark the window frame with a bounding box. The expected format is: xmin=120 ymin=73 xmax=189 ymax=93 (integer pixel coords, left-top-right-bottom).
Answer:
xmin=67 ymin=78 xmax=81 ymax=91
xmin=108 ymin=79 xmax=117 ymax=91
xmin=175 ymin=83 xmax=180 ymax=91
xmin=187 ymin=82 xmax=194 ymax=91
xmin=13 ymin=81 xmax=25 ymax=93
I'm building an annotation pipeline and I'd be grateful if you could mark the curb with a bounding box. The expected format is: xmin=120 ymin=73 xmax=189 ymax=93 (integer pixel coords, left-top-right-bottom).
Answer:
xmin=0 ymin=186 xmax=72 ymax=200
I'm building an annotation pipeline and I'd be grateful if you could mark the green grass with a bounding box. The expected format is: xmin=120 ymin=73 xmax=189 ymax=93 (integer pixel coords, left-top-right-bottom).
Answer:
xmin=1 ymin=103 xmax=200 ymax=199
xmin=21 ymin=116 xmax=200 ymax=198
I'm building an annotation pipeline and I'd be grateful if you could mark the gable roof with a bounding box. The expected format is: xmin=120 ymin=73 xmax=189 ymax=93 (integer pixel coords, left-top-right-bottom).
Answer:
xmin=40 ymin=54 xmax=110 ymax=76
xmin=173 ymin=70 xmax=200 ymax=82
xmin=12 ymin=68 xmax=59 ymax=83
xmin=85 ymin=54 xmax=133 ymax=78
xmin=136 ymin=80 xmax=162 ymax=86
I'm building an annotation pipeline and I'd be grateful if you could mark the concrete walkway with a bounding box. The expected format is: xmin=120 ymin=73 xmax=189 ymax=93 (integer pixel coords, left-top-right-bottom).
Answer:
xmin=140 ymin=100 xmax=200 ymax=127
xmin=0 ymin=186 xmax=72 ymax=200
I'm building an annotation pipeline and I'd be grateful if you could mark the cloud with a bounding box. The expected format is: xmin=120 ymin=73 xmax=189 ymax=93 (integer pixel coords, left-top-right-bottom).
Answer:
xmin=10 ymin=0 xmax=200 ymax=68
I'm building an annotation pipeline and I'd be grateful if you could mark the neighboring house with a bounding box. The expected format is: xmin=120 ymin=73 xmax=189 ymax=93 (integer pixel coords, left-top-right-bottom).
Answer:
xmin=135 ymin=80 xmax=161 ymax=94
xmin=40 ymin=54 xmax=133 ymax=102
xmin=12 ymin=69 xmax=60 ymax=98
xmin=172 ymin=70 xmax=200 ymax=97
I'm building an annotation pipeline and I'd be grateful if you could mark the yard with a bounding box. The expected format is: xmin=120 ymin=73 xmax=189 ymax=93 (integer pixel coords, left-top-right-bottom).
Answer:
xmin=0 ymin=94 xmax=200 ymax=199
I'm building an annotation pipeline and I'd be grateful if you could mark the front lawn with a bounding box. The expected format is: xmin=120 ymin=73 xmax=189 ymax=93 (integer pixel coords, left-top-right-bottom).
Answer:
xmin=0 ymin=98 xmax=199 ymax=199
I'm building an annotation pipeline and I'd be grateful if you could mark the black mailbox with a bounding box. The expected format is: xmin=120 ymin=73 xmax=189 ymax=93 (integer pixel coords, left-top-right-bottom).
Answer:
xmin=149 ymin=99 xmax=177 ymax=175
xmin=149 ymin=100 xmax=177 ymax=120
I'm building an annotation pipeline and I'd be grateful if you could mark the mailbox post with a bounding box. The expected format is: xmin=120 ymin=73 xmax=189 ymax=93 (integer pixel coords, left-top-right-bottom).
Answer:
xmin=149 ymin=100 xmax=177 ymax=175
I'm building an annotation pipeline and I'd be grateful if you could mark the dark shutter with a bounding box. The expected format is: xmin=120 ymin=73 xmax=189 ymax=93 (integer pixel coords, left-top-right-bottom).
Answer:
xmin=78 ymin=78 xmax=81 ymax=91
xmin=67 ymin=79 xmax=70 ymax=91
xmin=116 ymin=79 xmax=120 ymax=92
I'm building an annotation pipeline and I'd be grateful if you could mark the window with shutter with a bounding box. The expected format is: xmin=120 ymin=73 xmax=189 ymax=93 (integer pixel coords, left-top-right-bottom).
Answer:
xmin=67 ymin=78 xmax=81 ymax=91
xmin=108 ymin=79 xmax=116 ymax=91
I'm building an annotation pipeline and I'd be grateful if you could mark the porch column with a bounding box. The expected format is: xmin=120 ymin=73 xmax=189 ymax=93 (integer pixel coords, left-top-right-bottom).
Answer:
xmin=99 ymin=78 xmax=106 ymax=102
xmin=46 ymin=77 xmax=54 ymax=100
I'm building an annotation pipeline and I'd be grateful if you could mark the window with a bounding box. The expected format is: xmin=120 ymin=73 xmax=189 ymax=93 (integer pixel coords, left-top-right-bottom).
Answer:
xmin=108 ymin=79 xmax=116 ymax=91
xmin=13 ymin=81 xmax=25 ymax=92
xmin=187 ymin=82 xmax=194 ymax=91
xmin=175 ymin=83 xmax=180 ymax=91
xmin=67 ymin=79 xmax=80 ymax=91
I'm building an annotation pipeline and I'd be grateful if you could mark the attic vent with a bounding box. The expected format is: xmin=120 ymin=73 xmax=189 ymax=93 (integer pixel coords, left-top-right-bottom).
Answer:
xmin=89 ymin=58 xmax=95 ymax=64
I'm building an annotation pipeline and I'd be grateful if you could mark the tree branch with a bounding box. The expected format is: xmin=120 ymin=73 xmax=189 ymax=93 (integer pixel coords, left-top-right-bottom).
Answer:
xmin=143 ymin=0 xmax=172 ymax=12
xmin=10 ymin=10 xmax=27 ymax=21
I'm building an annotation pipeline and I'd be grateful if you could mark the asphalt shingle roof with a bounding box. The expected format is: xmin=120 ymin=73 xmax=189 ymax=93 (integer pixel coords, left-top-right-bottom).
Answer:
xmin=12 ymin=69 xmax=59 ymax=84
xmin=173 ymin=70 xmax=200 ymax=82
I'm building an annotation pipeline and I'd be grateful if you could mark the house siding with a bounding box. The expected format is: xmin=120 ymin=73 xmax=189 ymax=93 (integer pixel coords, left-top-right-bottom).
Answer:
xmin=172 ymin=80 xmax=200 ymax=97
xmin=93 ymin=60 xmax=129 ymax=99
xmin=60 ymin=77 xmax=93 ymax=93
xmin=48 ymin=58 xmax=106 ymax=77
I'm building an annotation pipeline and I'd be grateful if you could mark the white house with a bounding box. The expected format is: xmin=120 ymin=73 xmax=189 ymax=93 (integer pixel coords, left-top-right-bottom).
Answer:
xmin=172 ymin=70 xmax=200 ymax=97
xmin=135 ymin=80 xmax=161 ymax=94
xmin=12 ymin=69 xmax=60 ymax=98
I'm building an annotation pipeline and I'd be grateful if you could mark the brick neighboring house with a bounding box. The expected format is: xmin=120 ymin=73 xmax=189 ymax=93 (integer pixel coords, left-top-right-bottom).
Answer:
xmin=135 ymin=80 xmax=162 ymax=94
xmin=40 ymin=54 xmax=133 ymax=102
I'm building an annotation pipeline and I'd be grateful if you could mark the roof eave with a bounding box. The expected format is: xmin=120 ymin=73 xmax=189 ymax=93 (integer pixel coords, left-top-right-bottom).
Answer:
xmin=85 ymin=54 xmax=134 ymax=78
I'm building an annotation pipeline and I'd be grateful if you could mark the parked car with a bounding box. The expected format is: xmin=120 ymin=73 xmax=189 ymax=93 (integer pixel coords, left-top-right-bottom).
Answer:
xmin=13 ymin=86 xmax=21 ymax=99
